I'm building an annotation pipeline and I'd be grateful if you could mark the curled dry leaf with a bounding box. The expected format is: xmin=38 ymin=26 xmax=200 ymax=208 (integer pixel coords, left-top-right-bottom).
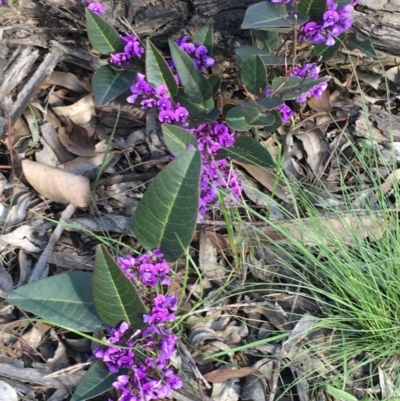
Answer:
xmin=58 ymin=123 xmax=99 ymax=157
xmin=52 ymin=94 xmax=95 ymax=125
xmin=307 ymin=87 xmax=332 ymax=112
xmin=0 ymin=225 xmax=42 ymax=253
xmin=204 ymin=367 xmax=259 ymax=383
xmin=22 ymin=159 xmax=91 ymax=207
xmin=41 ymin=71 xmax=90 ymax=93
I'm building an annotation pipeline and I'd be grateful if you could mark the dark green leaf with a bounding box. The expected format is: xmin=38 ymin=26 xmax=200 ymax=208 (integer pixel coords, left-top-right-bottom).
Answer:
xmin=264 ymin=110 xmax=282 ymax=132
xmin=236 ymin=46 xmax=293 ymax=68
xmin=92 ymin=66 xmax=136 ymax=106
xmin=146 ymin=40 xmax=178 ymax=96
xmin=241 ymin=2 xmax=290 ymax=29
xmin=347 ymin=32 xmax=378 ymax=59
xmin=241 ymin=55 xmax=267 ymax=95
xmin=71 ymin=360 xmax=116 ymax=401
xmin=243 ymin=107 xmax=275 ymax=126
xmin=314 ymin=38 xmax=342 ymax=61
xmin=271 ymin=76 xmax=331 ymax=100
xmin=93 ymin=245 xmax=147 ymax=328
xmin=85 ymin=9 xmax=122 ymax=55
xmin=222 ymin=103 xmax=237 ymax=118
xmin=254 ymin=30 xmax=279 ymax=53
xmin=297 ymin=0 xmax=327 ymax=21
xmin=216 ymin=136 xmax=275 ymax=168
xmin=188 ymin=108 xmax=220 ymax=128
xmin=209 ymin=75 xmax=221 ymax=96
xmin=6 ymin=272 xmax=106 ymax=332
xmin=134 ymin=149 xmax=201 ymax=262
xmin=173 ymin=88 xmax=214 ymax=117
xmin=225 ymin=107 xmax=252 ymax=132
xmin=257 ymin=97 xmax=284 ymax=110
xmin=162 ymin=124 xmax=198 ymax=156
xmin=193 ymin=18 xmax=214 ymax=54
xmin=335 ymin=0 xmax=353 ymax=7
xmin=169 ymin=40 xmax=212 ymax=104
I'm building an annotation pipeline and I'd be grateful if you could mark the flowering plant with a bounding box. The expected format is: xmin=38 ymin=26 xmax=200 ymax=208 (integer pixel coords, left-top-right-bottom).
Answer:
xmin=4 ymin=1 xmax=379 ymax=401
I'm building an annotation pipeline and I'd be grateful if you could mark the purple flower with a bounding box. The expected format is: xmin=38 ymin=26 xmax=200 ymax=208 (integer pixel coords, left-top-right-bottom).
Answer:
xmin=276 ymin=104 xmax=294 ymax=123
xmin=109 ymin=53 xmax=130 ymax=66
xmin=323 ymin=10 xmax=340 ymax=27
xmin=157 ymin=98 xmax=172 ymax=111
xmin=174 ymin=105 xmax=189 ymax=122
xmin=87 ymin=2 xmax=104 ymax=14
xmin=158 ymin=109 xmax=176 ymax=123
xmin=156 ymin=84 xmax=169 ymax=98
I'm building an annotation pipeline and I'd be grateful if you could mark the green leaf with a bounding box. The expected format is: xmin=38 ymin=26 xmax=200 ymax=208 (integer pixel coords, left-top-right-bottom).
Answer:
xmin=173 ymin=88 xmax=214 ymax=117
xmin=347 ymin=32 xmax=378 ymax=58
xmin=297 ymin=0 xmax=327 ymax=21
xmin=6 ymin=272 xmax=106 ymax=332
xmin=335 ymin=0 xmax=353 ymax=6
xmin=314 ymin=38 xmax=342 ymax=61
xmin=188 ymin=108 xmax=220 ymax=128
xmin=225 ymin=107 xmax=252 ymax=132
xmin=241 ymin=2 xmax=308 ymax=29
xmin=93 ymin=245 xmax=147 ymax=328
xmin=271 ymin=76 xmax=331 ymax=100
xmin=257 ymin=97 xmax=284 ymax=110
xmin=85 ymin=9 xmax=122 ymax=55
xmin=209 ymin=75 xmax=221 ymax=97
xmin=254 ymin=30 xmax=279 ymax=53
xmin=264 ymin=110 xmax=282 ymax=132
xmin=162 ymin=124 xmax=198 ymax=156
xmin=92 ymin=66 xmax=136 ymax=106
xmin=242 ymin=107 xmax=275 ymax=126
xmin=71 ymin=360 xmax=116 ymax=401
xmin=222 ymin=103 xmax=236 ymax=118
xmin=216 ymin=136 xmax=275 ymax=168
xmin=236 ymin=46 xmax=293 ymax=68
xmin=134 ymin=149 xmax=201 ymax=262
xmin=241 ymin=55 xmax=267 ymax=95
xmin=193 ymin=18 xmax=214 ymax=54
xmin=146 ymin=40 xmax=178 ymax=96
xmin=169 ymin=40 xmax=212 ymax=104
xmin=326 ymin=385 xmax=358 ymax=401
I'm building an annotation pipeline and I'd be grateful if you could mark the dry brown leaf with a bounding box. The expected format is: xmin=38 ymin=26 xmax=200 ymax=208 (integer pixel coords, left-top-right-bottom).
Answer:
xmin=385 ymin=65 xmax=400 ymax=85
xmin=233 ymin=160 xmax=289 ymax=201
xmin=41 ymin=71 xmax=90 ymax=93
xmin=52 ymin=94 xmax=95 ymax=124
xmin=204 ymin=367 xmax=259 ymax=383
xmin=22 ymin=159 xmax=91 ymax=207
xmin=199 ymin=230 xmax=225 ymax=282
xmin=307 ymin=88 xmax=332 ymax=112
xmin=41 ymin=122 xmax=75 ymax=164
xmin=58 ymin=123 xmax=99 ymax=157
xmin=381 ymin=169 xmax=400 ymax=194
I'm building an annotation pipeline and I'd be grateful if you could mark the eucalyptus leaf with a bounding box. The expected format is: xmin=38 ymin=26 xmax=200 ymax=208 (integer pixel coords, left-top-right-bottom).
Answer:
xmin=93 ymin=245 xmax=147 ymax=328
xmin=241 ymin=55 xmax=267 ymax=95
xmin=71 ymin=360 xmax=116 ymax=401
xmin=169 ymin=40 xmax=212 ymax=104
xmin=134 ymin=149 xmax=201 ymax=262
xmin=225 ymin=107 xmax=252 ymax=132
xmin=85 ymin=9 xmax=122 ymax=55
xmin=92 ymin=66 xmax=136 ymax=106
xmin=6 ymin=272 xmax=106 ymax=332
xmin=193 ymin=18 xmax=214 ymax=54
xmin=162 ymin=124 xmax=198 ymax=156
xmin=146 ymin=40 xmax=178 ymax=96
xmin=188 ymin=108 xmax=220 ymax=128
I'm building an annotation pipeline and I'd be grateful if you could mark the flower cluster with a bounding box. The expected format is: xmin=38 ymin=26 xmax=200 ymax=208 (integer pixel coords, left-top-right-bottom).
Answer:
xmin=110 ymin=34 xmax=145 ymax=66
xmin=94 ymin=249 xmax=182 ymax=401
xmin=171 ymin=35 xmax=215 ymax=71
xmin=299 ymin=0 xmax=359 ymax=46
xmin=83 ymin=0 xmax=104 ymax=15
xmin=189 ymin=122 xmax=242 ymax=218
xmin=265 ymin=63 xmax=327 ymax=123
xmin=127 ymin=76 xmax=189 ymax=123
